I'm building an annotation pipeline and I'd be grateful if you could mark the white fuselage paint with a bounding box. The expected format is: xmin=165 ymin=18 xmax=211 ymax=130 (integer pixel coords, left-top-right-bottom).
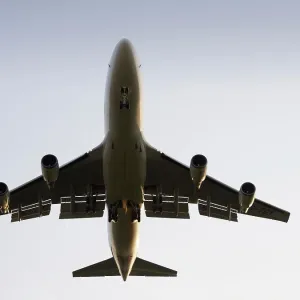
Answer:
xmin=102 ymin=39 xmax=146 ymax=280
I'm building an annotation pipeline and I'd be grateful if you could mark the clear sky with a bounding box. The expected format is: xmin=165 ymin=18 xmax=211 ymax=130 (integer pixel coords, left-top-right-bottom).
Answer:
xmin=0 ymin=1 xmax=299 ymax=299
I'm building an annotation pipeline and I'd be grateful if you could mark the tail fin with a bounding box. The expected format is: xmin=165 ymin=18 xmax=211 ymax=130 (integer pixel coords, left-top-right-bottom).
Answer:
xmin=72 ymin=257 xmax=177 ymax=278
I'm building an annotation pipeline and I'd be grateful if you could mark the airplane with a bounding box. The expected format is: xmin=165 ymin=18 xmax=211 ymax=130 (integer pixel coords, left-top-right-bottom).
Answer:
xmin=0 ymin=38 xmax=290 ymax=281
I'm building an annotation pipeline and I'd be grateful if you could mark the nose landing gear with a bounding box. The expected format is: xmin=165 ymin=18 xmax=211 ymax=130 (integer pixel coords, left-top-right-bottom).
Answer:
xmin=120 ymin=86 xmax=130 ymax=109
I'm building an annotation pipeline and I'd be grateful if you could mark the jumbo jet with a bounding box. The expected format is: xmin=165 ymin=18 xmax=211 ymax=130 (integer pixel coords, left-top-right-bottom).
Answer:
xmin=0 ymin=38 xmax=290 ymax=281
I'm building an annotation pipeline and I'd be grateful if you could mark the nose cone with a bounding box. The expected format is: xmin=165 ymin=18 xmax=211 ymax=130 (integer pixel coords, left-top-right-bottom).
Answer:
xmin=116 ymin=256 xmax=135 ymax=282
xmin=110 ymin=38 xmax=137 ymax=68
xmin=115 ymin=38 xmax=134 ymax=53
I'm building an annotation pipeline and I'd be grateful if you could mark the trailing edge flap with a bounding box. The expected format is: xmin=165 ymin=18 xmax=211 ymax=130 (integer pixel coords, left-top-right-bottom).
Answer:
xmin=72 ymin=257 xmax=177 ymax=277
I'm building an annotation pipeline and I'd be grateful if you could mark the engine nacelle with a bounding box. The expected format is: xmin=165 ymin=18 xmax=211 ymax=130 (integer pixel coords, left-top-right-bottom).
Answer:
xmin=239 ymin=182 xmax=256 ymax=213
xmin=0 ymin=182 xmax=10 ymax=214
xmin=41 ymin=154 xmax=59 ymax=188
xmin=190 ymin=154 xmax=207 ymax=189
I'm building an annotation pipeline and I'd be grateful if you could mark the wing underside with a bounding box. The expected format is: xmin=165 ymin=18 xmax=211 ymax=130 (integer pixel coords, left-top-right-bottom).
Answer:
xmin=1 ymin=141 xmax=290 ymax=224
xmin=144 ymin=142 xmax=290 ymax=223
xmin=1 ymin=144 xmax=106 ymax=222
xmin=144 ymin=194 xmax=190 ymax=219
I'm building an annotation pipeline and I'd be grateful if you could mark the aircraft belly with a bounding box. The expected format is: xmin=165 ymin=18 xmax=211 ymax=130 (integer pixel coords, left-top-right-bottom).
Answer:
xmin=103 ymin=135 xmax=146 ymax=204
xmin=107 ymin=208 xmax=140 ymax=280
xmin=124 ymin=142 xmax=146 ymax=203
xmin=108 ymin=209 xmax=140 ymax=256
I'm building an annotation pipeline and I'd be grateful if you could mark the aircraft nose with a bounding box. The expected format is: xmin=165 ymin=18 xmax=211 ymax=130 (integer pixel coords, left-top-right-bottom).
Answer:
xmin=115 ymin=38 xmax=133 ymax=53
xmin=110 ymin=38 xmax=136 ymax=68
xmin=117 ymin=37 xmax=131 ymax=47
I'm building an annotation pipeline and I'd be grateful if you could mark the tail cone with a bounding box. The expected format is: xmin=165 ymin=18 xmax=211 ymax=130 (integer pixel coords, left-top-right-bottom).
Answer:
xmin=117 ymin=256 xmax=133 ymax=282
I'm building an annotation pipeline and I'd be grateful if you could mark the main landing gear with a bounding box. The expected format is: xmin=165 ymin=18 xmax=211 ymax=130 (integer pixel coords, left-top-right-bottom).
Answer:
xmin=129 ymin=201 xmax=141 ymax=222
xmin=108 ymin=200 xmax=141 ymax=223
xmin=108 ymin=202 xmax=120 ymax=222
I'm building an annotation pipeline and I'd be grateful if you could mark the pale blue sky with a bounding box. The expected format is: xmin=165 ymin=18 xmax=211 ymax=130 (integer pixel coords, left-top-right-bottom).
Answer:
xmin=0 ymin=1 xmax=299 ymax=299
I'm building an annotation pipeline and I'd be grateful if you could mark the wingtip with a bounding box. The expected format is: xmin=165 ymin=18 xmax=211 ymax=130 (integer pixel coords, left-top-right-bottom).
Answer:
xmin=285 ymin=212 xmax=291 ymax=223
xmin=72 ymin=271 xmax=79 ymax=277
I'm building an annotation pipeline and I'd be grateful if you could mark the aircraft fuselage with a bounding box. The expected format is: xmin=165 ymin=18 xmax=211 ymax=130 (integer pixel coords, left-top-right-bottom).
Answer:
xmin=102 ymin=39 xmax=145 ymax=281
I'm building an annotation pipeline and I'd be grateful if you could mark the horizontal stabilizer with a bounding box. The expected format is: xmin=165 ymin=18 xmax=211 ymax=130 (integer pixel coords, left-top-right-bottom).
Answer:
xmin=130 ymin=257 xmax=177 ymax=277
xmin=73 ymin=258 xmax=119 ymax=277
xmin=73 ymin=257 xmax=177 ymax=278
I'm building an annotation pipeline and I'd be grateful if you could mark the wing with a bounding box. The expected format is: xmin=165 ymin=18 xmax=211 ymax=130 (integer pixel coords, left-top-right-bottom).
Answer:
xmin=144 ymin=143 xmax=290 ymax=223
xmin=1 ymin=144 xmax=106 ymax=222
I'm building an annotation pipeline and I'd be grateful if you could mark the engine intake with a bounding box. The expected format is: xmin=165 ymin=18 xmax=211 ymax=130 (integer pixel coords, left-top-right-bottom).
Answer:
xmin=190 ymin=154 xmax=207 ymax=189
xmin=41 ymin=154 xmax=59 ymax=188
xmin=239 ymin=182 xmax=256 ymax=213
xmin=0 ymin=182 xmax=10 ymax=214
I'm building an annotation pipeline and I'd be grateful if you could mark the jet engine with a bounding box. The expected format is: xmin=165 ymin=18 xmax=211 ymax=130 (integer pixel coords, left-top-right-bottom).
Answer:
xmin=239 ymin=182 xmax=256 ymax=213
xmin=41 ymin=154 xmax=59 ymax=188
xmin=190 ymin=154 xmax=207 ymax=189
xmin=0 ymin=182 xmax=10 ymax=214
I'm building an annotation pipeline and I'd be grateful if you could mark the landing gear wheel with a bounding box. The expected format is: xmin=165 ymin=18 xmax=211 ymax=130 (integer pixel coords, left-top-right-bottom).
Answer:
xmin=131 ymin=208 xmax=141 ymax=222
xmin=108 ymin=205 xmax=118 ymax=222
